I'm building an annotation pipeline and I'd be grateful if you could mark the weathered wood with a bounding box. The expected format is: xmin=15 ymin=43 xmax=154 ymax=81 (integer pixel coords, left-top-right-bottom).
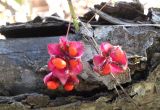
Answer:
xmin=0 ymin=37 xmax=59 ymax=95
xmin=94 ymin=2 xmax=145 ymax=20
xmin=0 ymin=36 xmax=105 ymax=95
xmin=0 ymin=19 xmax=69 ymax=38
xmin=0 ymin=35 xmax=126 ymax=95
xmin=94 ymin=26 xmax=157 ymax=57
xmin=0 ymin=25 xmax=159 ymax=95
xmin=90 ymin=8 xmax=137 ymax=25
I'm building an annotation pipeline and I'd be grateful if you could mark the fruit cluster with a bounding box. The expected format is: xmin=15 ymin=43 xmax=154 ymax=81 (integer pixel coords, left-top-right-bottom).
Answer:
xmin=93 ymin=42 xmax=128 ymax=75
xmin=43 ymin=37 xmax=84 ymax=91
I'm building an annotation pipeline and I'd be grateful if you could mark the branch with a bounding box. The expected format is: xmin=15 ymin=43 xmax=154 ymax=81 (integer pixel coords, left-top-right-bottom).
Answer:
xmin=0 ymin=0 xmax=16 ymax=15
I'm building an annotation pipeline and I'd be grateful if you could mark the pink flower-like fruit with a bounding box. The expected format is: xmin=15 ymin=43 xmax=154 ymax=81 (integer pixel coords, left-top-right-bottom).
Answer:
xmin=93 ymin=42 xmax=128 ymax=75
xmin=44 ymin=37 xmax=84 ymax=91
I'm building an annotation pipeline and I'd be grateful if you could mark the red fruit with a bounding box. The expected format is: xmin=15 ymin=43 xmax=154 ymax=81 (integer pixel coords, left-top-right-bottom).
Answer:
xmin=110 ymin=47 xmax=127 ymax=65
xmin=52 ymin=58 xmax=66 ymax=69
xmin=69 ymin=46 xmax=77 ymax=57
xmin=115 ymin=49 xmax=123 ymax=60
xmin=64 ymin=82 xmax=74 ymax=91
xmin=69 ymin=59 xmax=79 ymax=68
xmin=102 ymin=64 xmax=111 ymax=75
xmin=47 ymin=81 xmax=59 ymax=90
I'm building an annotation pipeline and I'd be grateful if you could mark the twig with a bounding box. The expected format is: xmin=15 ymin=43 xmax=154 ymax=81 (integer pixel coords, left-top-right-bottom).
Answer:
xmin=66 ymin=19 xmax=71 ymax=38
xmin=87 ymin=2 xmax=108 ymax=24
xmin=90 ymin=8 xmax=135 ymax=25
xmin=114 ymin=84 xmax=121 ymax=98
xmin=87 ymin=0 xmax=112 ymax=24
xmin=110 ymin=73 xmax=141 ymax=110
xmin=0 ymin=1 xmax=16 ymax=15
xmin=0 ymin=0 xmax=16 ymax=22
xmin=79 ymin=21 xmax=99 ymax=53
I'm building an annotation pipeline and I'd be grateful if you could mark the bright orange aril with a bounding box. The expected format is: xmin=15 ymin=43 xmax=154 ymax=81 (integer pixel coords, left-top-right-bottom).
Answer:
xmin=69 ymin=59 xmax=79 ymax=68
xmin=114 ymin=48 xmax=124 ymax=62
xmin=52 ymin=58 xmax=66 ymax=69
xmin=64 ymin=82 xmax=74 ymax=91
xmin=47 ymin=81 xmax=59 ymax=90
xmin=69 ymin=46 xmax=77 ymax=57
xmin=102 ymin=64 xmax=110 ymax=75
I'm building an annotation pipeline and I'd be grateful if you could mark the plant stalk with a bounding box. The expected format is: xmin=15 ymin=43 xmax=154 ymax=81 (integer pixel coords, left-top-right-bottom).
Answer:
xmin=67 ymin=0 xmax=79 ymax=32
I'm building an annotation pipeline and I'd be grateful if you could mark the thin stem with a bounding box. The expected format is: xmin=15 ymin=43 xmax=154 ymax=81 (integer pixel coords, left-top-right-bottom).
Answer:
xmin=66 ymin=19 xmax=71 ymax=38
xmin=110 ymin=73 xmax=141 ymax=110
xmin=81 ymin=1 xmax=112 ymax=53
xmin=87 ymin=0 xmax=112 ymax=24
xmin=67 ymin=0 xmax=79 ymax=32
xmin=79 ymin=21 xmax=99 ymax=53
xmin=87 ymin=2 xmax=108 ymax=24
xmin=114 ymin=84 xmax=121 ymax=98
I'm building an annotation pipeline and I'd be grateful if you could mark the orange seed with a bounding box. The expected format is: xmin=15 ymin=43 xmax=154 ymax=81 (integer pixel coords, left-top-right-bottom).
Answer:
xmin=69 ymin=59 xmax=79 ymax=68
xmin=64 ymin=82 xmax=74 ymax=91
xmin=69 ymin=46 xmax=77 ymax=57
xmin=47 ymin=81 xmax=59 ymax=90
xmin=52 ymin=58 xmax=66 ymax=69
xmin=102 ymin=64 xmax=111 ymax=75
